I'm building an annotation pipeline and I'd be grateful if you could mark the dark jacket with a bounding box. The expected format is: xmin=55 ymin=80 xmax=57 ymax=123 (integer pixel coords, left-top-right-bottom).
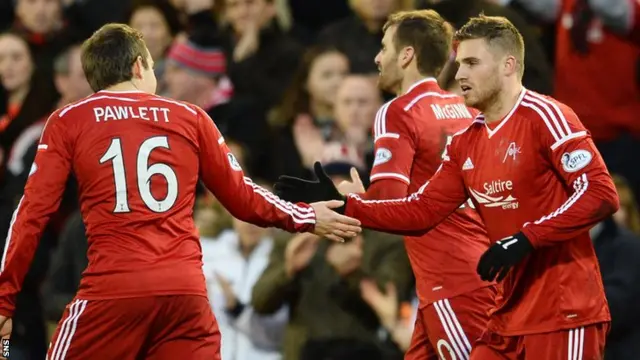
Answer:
xmin=592 ymin=217 xmax=640 ymax=359
xmin=41 ymin=211 xmax=88 ymax=322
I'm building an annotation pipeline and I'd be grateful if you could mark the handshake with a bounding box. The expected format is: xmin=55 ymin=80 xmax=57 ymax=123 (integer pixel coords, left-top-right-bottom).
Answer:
xmin=275 ymin=162 xmax=365 ymax=242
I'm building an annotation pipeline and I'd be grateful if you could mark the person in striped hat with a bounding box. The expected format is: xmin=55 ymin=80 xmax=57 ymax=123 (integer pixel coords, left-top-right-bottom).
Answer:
xmin=164 ymin=33 xmax=271 ymax=179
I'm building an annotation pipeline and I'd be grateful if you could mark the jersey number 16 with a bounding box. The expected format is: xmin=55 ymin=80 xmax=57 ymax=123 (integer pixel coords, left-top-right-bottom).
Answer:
xmin=100 ymin=136 xmax=178 ymax=213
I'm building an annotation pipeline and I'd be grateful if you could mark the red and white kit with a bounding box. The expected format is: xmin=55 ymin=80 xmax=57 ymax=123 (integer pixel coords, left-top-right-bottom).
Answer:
xmin=346 ymin=89 xmax=617 ymax=359
xmin=0 ymin=91 xmax=316 ymax=359
xmin=365 ymin=78 xmax=494 ymax=360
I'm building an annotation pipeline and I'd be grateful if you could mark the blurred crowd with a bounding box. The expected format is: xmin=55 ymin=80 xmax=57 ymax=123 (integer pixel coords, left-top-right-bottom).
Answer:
xmin=0 ymin=0 xmax=639 ymax=359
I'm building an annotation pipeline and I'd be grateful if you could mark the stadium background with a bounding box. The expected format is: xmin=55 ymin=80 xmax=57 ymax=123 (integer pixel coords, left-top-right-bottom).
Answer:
xmin=0 ymin=0 xmax=639 ymax=359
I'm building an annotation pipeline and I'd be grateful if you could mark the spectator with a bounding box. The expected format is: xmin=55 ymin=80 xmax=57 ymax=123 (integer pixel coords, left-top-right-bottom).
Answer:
xmin=128 ymin=0 xmax=183 ymax=94
xmin=270 ymin=46 xmax=349 ymax=180
xmin=590 ymin=175 xmax=640 ymax=359
xmin=1 ymin=44 xmax=88 ymax=228
xmin=612 ymin=174 xmax=640 ymax=235
xmin=12 ymin=0 xmax=130 ymax=76
xmin=420 ymin=0 xmax=553 ymax=94
xmin=185 ymin=0 xmax=303 ymax=109
xmin=330 ymin=74 xmax=382 ymax=173
xmin=202 ymin=185 xmax=288 ymax=360
xmin=360 ymin=279 xmax=418 ymax=352
xmin=317 ymin=0 xmax=404 ymax=73
xmin=163 ymin=33 xmax=271 ymax=178
xmin=0 ymin=31 xmax=58 ymax=183
xmin=40 ymin=211 xmax=87 ymax=323
xmin=252 ymin=158 xmax=413 ymax=360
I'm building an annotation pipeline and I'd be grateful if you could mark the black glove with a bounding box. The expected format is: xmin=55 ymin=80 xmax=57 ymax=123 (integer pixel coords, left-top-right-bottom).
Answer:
xmin=476 ymin=232 xmax=534 ymax=282
xmin=274 ymin=162 xmax=345 ymax=205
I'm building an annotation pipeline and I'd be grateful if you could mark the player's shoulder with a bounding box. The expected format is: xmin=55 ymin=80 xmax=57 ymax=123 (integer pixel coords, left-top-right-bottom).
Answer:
xmin=145 ymin=93 xmax=202 ymax=117
xmin=58 ymin=91 xmax=202 ymax=119
xmin=398 ymin=85 xmax=463 ymax=111
xmin=518 ymin=90 xmax=585 ymax=143
xmin=450 ymin=115 xmax=485 ymax=144
xmin=373 ymin=96 xmax=411 ymax=141
xmin=520 ymin=90 xmax=577 ymax=115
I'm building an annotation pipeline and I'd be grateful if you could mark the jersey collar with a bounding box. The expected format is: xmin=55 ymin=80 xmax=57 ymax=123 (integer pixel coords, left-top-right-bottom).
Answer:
xmin=481 ymin=87 xmax=527 ymax=138
xmin=405 ymin=77 xmax=438 ymax=94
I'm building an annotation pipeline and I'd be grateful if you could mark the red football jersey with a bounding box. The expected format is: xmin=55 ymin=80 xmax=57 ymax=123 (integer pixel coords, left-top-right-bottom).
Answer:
xmin=0 ymin=90 xmax=316 ymax=316
xmin=369 ymin=78 xmax=491 ymax=305
xmin=346 ymin=89 xmax=618 ymax=335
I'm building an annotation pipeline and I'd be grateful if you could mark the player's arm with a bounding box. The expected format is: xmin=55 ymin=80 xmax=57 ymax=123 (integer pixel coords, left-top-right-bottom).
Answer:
xmin=0 ymin=111 xmax=72 ymax=317
xmin=520 ymin=102 xmax=619 ymax=247
xmin=344 ymin=136 xmax=469 ymax=236
xmin=363 ymin=103 xmax=414 ymax=199
xmin=196 ymin=107 xmax=316 ymax=233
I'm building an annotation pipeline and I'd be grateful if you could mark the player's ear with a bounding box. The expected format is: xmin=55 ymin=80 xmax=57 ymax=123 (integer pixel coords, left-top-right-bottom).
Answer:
xmin=132 ymin=56 xmax=144 ymax=80
xmin=503 ymin=55 xmax=518 ymax=77
xmin=400 ymin=46 xmax=415 ymax=68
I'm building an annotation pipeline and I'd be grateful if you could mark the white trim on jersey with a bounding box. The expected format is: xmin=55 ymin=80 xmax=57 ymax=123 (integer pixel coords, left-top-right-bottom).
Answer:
xmin=568 ymin=327 xmax=585 ymax=360
xmin=520 ymin=92 xmax=587 ymax=150
xmin=374 ymin=101 xmax=400 ymax=142
xmin=433 ymin=299 xmax=471 ymax=360
xmin=0 ymin=196 xmax=24 ymax=273
xmin=403 ymin=92 xmax=459 ymax=112
xmin=243 ymin=178 xmax=316 ymax=225
xmin=484 ymin=88 xmax=527 ymax=138
xmin=59 ymin=95 xmax=198 ymax=118
xmin=98 ymin=90 xmax=146 ymax=94
xmin=50 ymin=299 xmax=88 ymax=360
xmin=369 ymin=172 xmax=411 ymax=184
xmin=404 ymin=77 xmax=438 ymax=94
xmin=59 ymin=96 xmax=137 ymax=117
xmin=524 ymin=174 xmax=589 ymax=228
xmin=550 ymin=131 xmax=588 ymax=151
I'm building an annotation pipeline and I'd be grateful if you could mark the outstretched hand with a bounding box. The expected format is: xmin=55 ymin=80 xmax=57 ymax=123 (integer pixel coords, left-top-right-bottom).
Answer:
xmin=311 ymin=200 xmax=361 ymax=242
xmin=275 ymin=162 xmax=344 ymax=206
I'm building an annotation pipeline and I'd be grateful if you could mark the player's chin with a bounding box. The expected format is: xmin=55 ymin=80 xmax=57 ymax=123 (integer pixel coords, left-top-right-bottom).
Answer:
xmin=461 ymin=94 xmax=476 ymax=107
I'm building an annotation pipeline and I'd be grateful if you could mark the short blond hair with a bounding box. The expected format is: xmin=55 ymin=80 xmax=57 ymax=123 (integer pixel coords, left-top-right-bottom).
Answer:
xmin=383 ymin=10 xmax=453 ymax=77
xmin=454 ymin=14 xmax=525 ymax=78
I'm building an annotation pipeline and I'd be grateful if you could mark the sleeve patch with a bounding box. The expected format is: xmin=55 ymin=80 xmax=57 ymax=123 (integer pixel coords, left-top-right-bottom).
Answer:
xmin=227 ymin=153 xmax=242 ymax=171
xmin=373 ymin=148 xmax=392 ymax=167
xmin=561 ymin=150 xmax=592 ymax=173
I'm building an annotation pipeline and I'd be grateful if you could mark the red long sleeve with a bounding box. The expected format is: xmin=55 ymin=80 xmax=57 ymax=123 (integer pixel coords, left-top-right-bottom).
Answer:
xmin=345 ymin=152 xmax=468 ymax=237
xmin=362 ymin=179 xmax=409 ymax=199
xmin=196 ymin=107 xmax=316 ymax=233
xmin=0 ymin=110 xmax=71 ymax=316
xmin=520 ymin=127 xmax=619 ymax=247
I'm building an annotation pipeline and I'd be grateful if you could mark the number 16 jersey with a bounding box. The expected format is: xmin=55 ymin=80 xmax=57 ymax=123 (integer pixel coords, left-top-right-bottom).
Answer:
xmin=0 ymin=90 xmax=315 ymax=313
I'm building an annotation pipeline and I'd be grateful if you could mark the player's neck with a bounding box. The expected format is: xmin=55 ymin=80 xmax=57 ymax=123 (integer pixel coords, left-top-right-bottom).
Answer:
xmin=104 ymin=82 xmax=144 ymax=93
xmin=399 ymin=72 xmax=434 ymax=95
xmin=482 ymin=83 xmax=524 ymax=124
